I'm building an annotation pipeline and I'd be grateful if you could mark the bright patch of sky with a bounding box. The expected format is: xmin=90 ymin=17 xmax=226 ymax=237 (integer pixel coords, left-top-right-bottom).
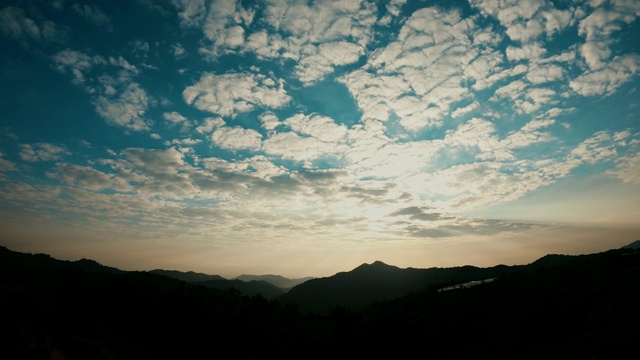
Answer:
xmin=1 ymin=0 xmax=639 ymax=278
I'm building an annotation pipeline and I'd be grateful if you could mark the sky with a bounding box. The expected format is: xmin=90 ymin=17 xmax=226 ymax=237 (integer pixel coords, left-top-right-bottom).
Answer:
xmin=1 ymin=0 xmax=639 ymax=279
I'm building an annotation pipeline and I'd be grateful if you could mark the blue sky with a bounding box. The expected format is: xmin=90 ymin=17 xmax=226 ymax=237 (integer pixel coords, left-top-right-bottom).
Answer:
xmin=1 ymin=0 xmax=639 ymax=278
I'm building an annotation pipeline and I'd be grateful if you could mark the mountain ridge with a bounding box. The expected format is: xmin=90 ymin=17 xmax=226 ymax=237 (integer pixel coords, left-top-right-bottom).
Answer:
xmin=1 ymin=242 xmax=639 ymax=359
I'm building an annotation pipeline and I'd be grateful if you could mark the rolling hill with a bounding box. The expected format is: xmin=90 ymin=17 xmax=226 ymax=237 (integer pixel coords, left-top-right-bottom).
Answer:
xmin=2 ymin=242 xmax=639 ymax=359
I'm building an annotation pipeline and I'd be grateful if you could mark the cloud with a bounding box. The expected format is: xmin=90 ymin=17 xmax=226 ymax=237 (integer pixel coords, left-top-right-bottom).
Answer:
xmin=262 ymin=131 xmax=348 ymax=167
xmin=19 ymin=143 xmax=70 ymax=162
xmin=283 ymin=114 xmax=348 ymax=143
xmin=0 ymin=6 xmax=68 ymax=45
xmin=47 ymin=163 xmax=132 ymax=192
xmin=294 ymin=41 xmax=365 ymax=85
xmin=172 ymin=0 xmax=207 ymax=28
xmin=578 ymin=4 xmax=638 ymax=42
xmin=0 ymin=151 xmax=17 ymax=178
xmin=505 ymin=42 xmax=547 ymax=62
xmin=72 ymin=3 xmax=112 ymax=27
xmin=191 ymin=0 xmax=376 ymax=84
xmin=94 ymin=82 xmax=151 ymax=131
xmin=211 ymin=126 xmax=263 ymax=151
xmin=163 ymin=111 xmax=188 ymax=124
xmin=53 ymin=49 xmax=152 ymax=131
xmin=183 ymin=72 xmax=291 ymax=117
xmin=342 ymin=7 xmax=477 ymax=131
xmin=163 ymin=111 xmax=191 ymax=132
xmin=52 ymin=49 xmax=107 ymax=85
xmin=526 ymin=64 xmax=564 ymax=84
xmin=570 ymin=54 xmax=640 ymax=96
xmin=195 ymin=117 xmax=225 ymax=134
xmin=401 ymin=217 xmax=538 ymax=238
xmin=580 ymin=41 xmax=611 ymax=70
xmin=451 ymin=101 xmax=479 ymax=118
xmin=259 ymin=112 xmax=280 ymax=132
xmin=470 ymin=0 xmax=577 ymax=43
xmin=610 ymin=151 xmax=640 ymax=184
xmin=172 ymin=43 xmax=186 ymax=59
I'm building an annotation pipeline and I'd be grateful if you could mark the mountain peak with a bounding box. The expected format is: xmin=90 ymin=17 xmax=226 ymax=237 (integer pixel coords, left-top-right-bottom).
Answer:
xmin=622 ymin=240 xmax=640 ymax=250
xmin=353 ymin=260 xmax=399 ymax=272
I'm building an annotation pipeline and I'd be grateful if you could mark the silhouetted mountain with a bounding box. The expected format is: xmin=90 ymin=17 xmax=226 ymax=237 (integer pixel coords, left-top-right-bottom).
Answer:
xmin=278 ymin=260 xmax=510 ymax=313
xmin=147 ymin=269 xmax=286 ymax=299
xmin=148 ymin=269 xmax=225 ymax=282
xmin=2 ymin=243 xmax=639 ymax=359
xmin=357 ymin=247 xmax=640 ymax=359
xmin=234 ymin=274 xmax=314 ymax=290
xmin=195 ymin=278 xmax=285 ymax=299
xmin=622 ymin=239 xmax=640 ymax=249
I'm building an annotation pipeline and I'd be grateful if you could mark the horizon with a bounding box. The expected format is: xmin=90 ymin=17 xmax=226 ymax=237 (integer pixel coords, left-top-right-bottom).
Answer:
xmin=1 ymin=0 xmax=639 ymax=280
xmin=2 ymin=237 xmax=637 ymax=280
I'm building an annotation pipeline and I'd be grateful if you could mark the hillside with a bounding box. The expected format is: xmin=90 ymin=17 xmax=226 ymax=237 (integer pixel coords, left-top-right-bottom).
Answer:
xmin=234 ymin=274 xmax=314 ymax=290
xmin=277 ymin=260 xmax=511 ymax=313
xmin=1 ymin=244 xmax=639 ymax=359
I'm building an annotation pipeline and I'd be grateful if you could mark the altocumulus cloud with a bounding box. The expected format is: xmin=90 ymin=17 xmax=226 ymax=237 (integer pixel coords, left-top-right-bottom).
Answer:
xmin=0 ymin=0 xmax=639 ymax=264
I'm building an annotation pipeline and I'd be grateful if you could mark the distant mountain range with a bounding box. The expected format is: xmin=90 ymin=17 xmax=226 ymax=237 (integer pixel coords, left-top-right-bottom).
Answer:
xmin=2 ymin=241 xmax=639 ymax=359
xmin=234 ymin=274 xmax=314 ymax=290
xmin=147 ymin=269 xmax=313 ymax=299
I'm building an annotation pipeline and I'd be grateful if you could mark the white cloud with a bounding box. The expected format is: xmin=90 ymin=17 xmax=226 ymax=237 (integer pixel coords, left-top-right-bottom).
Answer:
xmin=580 ymin=41 xmax=612 ymax=71
xmin=163 ymin=111 xmax=189 ymax=126
xmin=259 ymin=112 xmax=280 ymax=132
xmin=506 ymin=42 xmax=547 ymax=62
xmin=526 ymin=64 xmax=564 ymax=84
xmin=19 ymin=143 xmax=70 ymax=162
xmin=284 ymin=114 xmax=348 ymax=143
xmin=294 ymin=41 xmax=365 ymax=84
xmin=94 ymin=82 xmax=151 ymax=131
xmin=195 ymin=117 xmax=225 ymax=134
xmin=48 ymin=163 xmax=131 ymax=192
xmin=211 ymin=126 xmax=263 ymax=151
xmin=0 ymin=6 xmax=68 ymax=45
xmin=172 ymin=0 xmax=207 ymax=28
xmin=451 ymin=101 xmax=479 ymax=118
xmin=342 ymin=7 xmax=477 ymax=131
xmin=262 ymin=131 xmax=348 ymax=167
xmin=493 ymin=80 xmax=527 ymax=101
xmin=183 ymin=72 xmax=291 ymax=117
xmin=53 ymin=49 xmax=153 ymax=131
xmin=610 ymin=152 xmax=640 ymax=184
xmin=120 ymin=147 xmax=187 ymax=171
xmin=444 ymin=118 xmax=513 ymax=161
xmin=578 ymin=6 xmax=637 ymax=42
xmin=172 ymin=43 xmax=186 ymax=59
xmin=540 ymin=8 xmax=575 ymax=37
xmin=193 ymin=0 xmax=378 ymax=84
xmin=503 ymin=119 xmax=555 ymax=149
xmin=0 ymin=151 xmax=17 ymax=175
xmin=567 ymin=130 xmax=618 ymax=166
xmin=570 ymin=54 xmax=640 ymax=96
xmin=516 ymin=87 xmax=556 ymax=114
xmin=52 ymin=49 xmax=107 ymax=85
xmin=189 ymin=0 xmax=255 ymax=57
xmin=505 ymin=19 xmax=543 ymax=42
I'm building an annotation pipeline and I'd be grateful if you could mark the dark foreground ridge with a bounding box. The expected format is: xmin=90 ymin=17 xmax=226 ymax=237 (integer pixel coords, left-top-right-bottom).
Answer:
xmin=1 ymin=243 xmax=639 ymax=359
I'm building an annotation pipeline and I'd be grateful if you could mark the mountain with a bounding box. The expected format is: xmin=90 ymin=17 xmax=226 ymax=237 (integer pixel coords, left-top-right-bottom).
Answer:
xmin=622 ymin=240 xmax=640 ymax=249
xmin=234 ymin=274 xmax=314 ymax=289
xmin=148 ymin=269 xmax=286 ymax=299
xmin=355 ymin=247 xmax=640 ymax=359
xmin=148 ymin=269 xmax=226 ymax=282
xmin=194 ymin=278 xmax=286 ymax=299
xmin=2 ymin=242 xmax=639 ymax=359
xmin=277 ymin=260 xmax=510 ymax=313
